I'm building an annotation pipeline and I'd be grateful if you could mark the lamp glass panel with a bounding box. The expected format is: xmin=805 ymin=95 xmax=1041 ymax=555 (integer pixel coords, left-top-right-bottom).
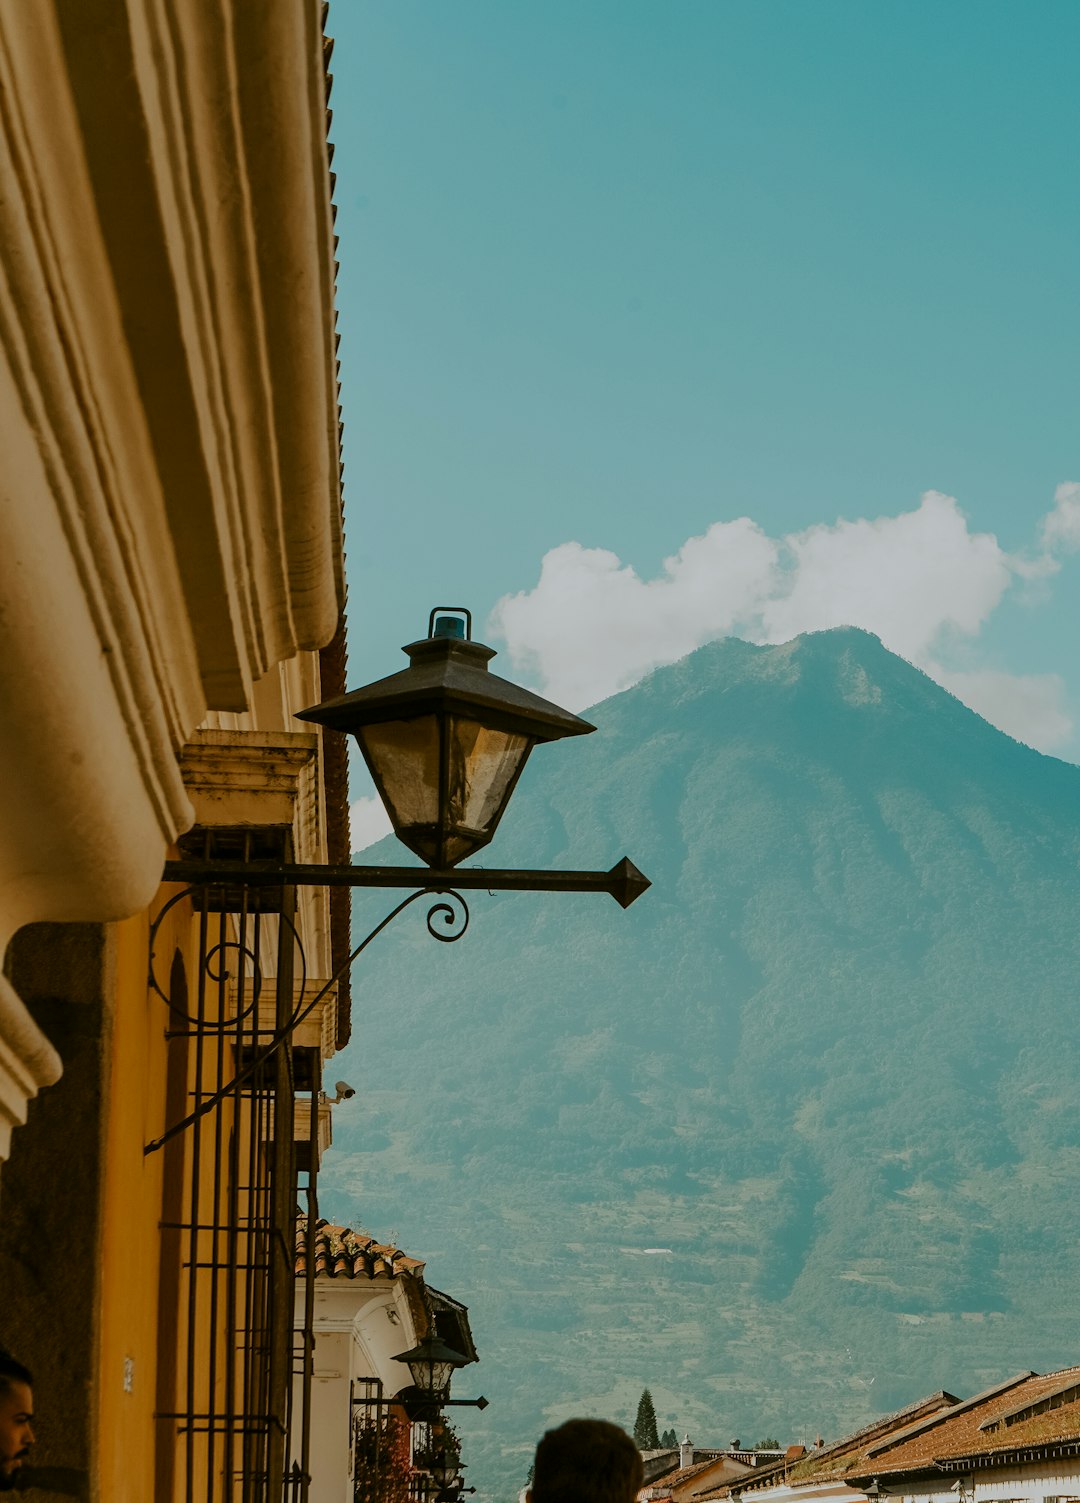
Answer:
xmin=410 ymin=1357 xmax=456 ymax=1395
xmin=448 ymin=717 xmax=531 ymax=837
xmin=358 ymin=718 xmax=440 ymax=831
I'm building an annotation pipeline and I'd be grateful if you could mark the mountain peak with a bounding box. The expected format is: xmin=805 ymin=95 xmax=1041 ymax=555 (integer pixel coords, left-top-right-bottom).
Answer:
xmin=600 ymin=627 xmax=946 ymax=732
xmin=334 ymin=606 xmax=1080 ymax=1501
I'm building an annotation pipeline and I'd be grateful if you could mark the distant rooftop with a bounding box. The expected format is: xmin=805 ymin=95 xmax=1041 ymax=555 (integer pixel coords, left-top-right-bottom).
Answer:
xmin=777 ymin=1367 xmax=1080 ymax=1487
xmin=295 ymin=1215 xmax=425 ymax=1281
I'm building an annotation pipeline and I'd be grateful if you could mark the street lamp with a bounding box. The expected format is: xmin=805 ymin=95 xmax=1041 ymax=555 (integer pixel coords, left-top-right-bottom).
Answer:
xmin=296 ymin=608 xmax=594 ymax=868
xmin=154 ymin=602 xmax=649 ymax=1152
xmin=150 ymin=607 xmax=649 ymax=1502
xmin=428 ymin=1452 xmax=472 ymax=1503
xmin=163 ymin=605 xmax=648 ymax=909
xmin=392 ymin=1334 xmax=470 ymax=1404
xmin=390 ymin=1333 xmax=488 ymax=1419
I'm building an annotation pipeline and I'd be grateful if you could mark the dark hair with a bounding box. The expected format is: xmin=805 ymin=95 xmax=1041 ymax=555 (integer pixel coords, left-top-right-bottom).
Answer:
xmin=0 ymin=1353 xmax=32 ymax=1397
xmin=532 ymin=1419 xmax=644 ymax=1503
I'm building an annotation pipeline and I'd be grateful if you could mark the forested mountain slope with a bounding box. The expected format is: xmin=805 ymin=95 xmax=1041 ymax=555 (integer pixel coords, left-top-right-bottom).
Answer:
xmin=322 ymin=629 xmax=1080 ymax=1500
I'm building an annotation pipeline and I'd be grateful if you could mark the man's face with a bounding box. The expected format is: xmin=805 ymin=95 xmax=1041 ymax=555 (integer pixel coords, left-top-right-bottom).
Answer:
xmin=0 ymin=1381 xmax=34 ymax=1488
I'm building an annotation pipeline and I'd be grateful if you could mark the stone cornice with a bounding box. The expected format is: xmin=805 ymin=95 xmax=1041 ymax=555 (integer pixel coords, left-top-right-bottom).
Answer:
xmin=0 ymin=5 xmax=201 ymax=894
xmin=55 ymin=0 xmax=344 ymax=710
xmin=0 ymin=977 xmax=62 ymax=1161
xmin=181 ymin=728 xmax=319 ymax=803
xmin=294 ymin=1098 xmax=333 ymax=1165
xmin=181 ymin=728 xmax=334 ymax=982
xmin=227 ymin=981 xmax=338 ymax=1064
xmin=180 ymin=728 xmax=325 ymax=864
xmin=0 ymin=1 xmax=344 ymax=1161
xmin=0 ymin=0 xmax=343 ymax=916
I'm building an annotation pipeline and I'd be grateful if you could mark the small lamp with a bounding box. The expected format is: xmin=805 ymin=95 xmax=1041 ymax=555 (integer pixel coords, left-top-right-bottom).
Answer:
xmin=297 ymin=608 xmax=594 ymax=869
xmin=432 ymin=1452 xmax=464 ymax=1493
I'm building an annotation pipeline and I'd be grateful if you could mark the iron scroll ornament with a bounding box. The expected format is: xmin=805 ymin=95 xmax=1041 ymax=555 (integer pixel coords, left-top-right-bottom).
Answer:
xmin=144 ymin=884 xmax=469 ymax=1155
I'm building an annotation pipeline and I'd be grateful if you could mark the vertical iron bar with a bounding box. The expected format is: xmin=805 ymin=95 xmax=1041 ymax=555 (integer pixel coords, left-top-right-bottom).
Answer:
xmin=267 ymin=884 xmax=298 ymax=1495
xmin=243 ymin=901 xmax=267 ymax=1503
xmin=206 ymin=904 xmax=228 ymax=1500
xmin=187 ymin=888 xmax=210 ymax=1503
xmin=224 ymin=869 xmax=250 ymax=1498
xmin=373 ymin=1380 xmax=383 ymax=1500
xmin=437 ymin=714 xmax=450 ymax=870
xmin=299 ymin=1086 xmax=319 ymax=1501
xmin=242 ymin=908 xmax=265 ymax=1503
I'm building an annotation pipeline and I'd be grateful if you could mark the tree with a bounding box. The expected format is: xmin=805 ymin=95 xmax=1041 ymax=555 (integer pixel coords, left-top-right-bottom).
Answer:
xmin=661 ymin=1430 xmax=678 ymax=1449
xmin=633 ymin=1390 xmax=660 ymax=1451
xmin=755 ymin=1438 xmax=780 ymax=1451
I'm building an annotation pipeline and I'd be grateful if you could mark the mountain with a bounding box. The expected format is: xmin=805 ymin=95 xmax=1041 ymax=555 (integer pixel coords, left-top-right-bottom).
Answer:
xmin=320 ymin=629 xmax=1080 ymax=1500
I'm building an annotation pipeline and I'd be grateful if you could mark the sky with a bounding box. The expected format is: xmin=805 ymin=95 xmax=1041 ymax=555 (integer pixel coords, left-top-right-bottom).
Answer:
xmin=327 ymin=1 xmax=1080 ymax=847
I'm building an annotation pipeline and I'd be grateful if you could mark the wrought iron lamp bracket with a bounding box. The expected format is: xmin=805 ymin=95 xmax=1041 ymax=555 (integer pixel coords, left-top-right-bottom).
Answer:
xmin=145 ymin=854 xmax=648 ymax=1155
xmin=160 ymin=857 xmax=650 ymax=908
xmin=145 ymin=880 xmax=469 ymax=1155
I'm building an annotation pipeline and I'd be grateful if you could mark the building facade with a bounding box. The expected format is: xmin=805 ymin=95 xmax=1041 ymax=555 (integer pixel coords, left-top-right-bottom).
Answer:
xmin=0 ymin=2 xmax=346 ymax=1500
xmin=294 ymin=1219 xmax=479 ymax=1503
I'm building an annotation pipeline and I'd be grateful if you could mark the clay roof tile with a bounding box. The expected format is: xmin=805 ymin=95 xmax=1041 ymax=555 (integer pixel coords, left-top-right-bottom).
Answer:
xmin=296 ymin=1215 xmax=427 ymax=1281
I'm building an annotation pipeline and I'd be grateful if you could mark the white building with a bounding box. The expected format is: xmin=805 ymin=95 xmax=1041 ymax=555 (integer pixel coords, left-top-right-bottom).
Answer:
xmin=294 ymin=1217 xmax=479 ymax=1503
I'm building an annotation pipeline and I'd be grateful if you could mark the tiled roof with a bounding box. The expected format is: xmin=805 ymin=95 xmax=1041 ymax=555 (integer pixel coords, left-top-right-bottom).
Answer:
xmin=696 ymin=1483 xmax=763 ymax=1502
xmin=863 ymin=1373 xmax=1036 ymax=1461
xmin=646 ymin=1459 xmax=721 ymax=1492
xmin=983 ymin=1372 xmax=1080 ymax=1431
xmin=871 ymin=1368 xmax=1080 ymax=1473
xmin=702 ymin=1456 xmax=795 ymax=1498
xmin=645 ymin=1454 xmax=758 ymax=1500
xmin=296 ymin=1216 xmax=426 ymax=1280
xmin=781 ymin=1368 xmax=1080 ymax=1487
xmin=782 ymin=1392 xmax=959 ymax=1485
xmin=714 ymin=1454 xmax=799 ymax=1490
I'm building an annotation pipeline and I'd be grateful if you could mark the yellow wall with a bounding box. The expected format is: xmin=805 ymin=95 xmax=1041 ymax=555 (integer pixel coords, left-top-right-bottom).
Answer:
xmin=97 ymin=890 xmax=199 ymax=1503
xmin=97 ymin=882 xmax=297 ymax=1502
xmin=89 ymin=754 xmax=341 ymax=1503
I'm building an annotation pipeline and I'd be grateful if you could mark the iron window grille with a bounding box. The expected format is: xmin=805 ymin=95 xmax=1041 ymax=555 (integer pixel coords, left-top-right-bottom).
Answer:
xmin=150 ymin=829 xmax=319 ymax=1503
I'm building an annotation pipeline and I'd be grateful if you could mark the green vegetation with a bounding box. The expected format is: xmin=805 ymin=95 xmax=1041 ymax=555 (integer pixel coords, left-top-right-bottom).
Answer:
xmin=634 ymin=1390 xmax=661 ymax=1450
xmin=323 ymin=630 xmax=1080 ymax=1503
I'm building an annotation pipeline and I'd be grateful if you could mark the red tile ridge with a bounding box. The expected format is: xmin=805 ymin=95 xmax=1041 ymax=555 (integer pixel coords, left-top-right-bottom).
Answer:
xmin=295 ymin=1214 xmax=426 ymax=1280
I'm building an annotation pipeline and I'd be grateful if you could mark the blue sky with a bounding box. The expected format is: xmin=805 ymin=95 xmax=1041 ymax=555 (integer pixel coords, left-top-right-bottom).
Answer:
xmin=328 ymin=1 xmax=1080 ymax=836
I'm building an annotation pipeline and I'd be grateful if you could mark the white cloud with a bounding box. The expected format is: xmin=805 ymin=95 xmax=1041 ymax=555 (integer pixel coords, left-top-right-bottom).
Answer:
xmin=489 ymin=489 xmax=1078 ymax=755
xmin=489 ymin=519 xmax=778 ymax=710
xmin=928 ymin=665 xmax=1072 ymax=752
xmin=350 ymin=795 xmax=393 ymax=853
xmin=1039 ymin=481 xmax=1080 ymax=554
xmin=760 ymin=492 xmax=1010 ymax=661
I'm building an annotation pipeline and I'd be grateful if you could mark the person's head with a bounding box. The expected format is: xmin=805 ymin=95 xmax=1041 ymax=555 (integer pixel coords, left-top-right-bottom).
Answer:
xmin=529 ymin=1419 xmax=644 ymax=1503
xmin=0 ymin=1353 xmax=34 ymax=1490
